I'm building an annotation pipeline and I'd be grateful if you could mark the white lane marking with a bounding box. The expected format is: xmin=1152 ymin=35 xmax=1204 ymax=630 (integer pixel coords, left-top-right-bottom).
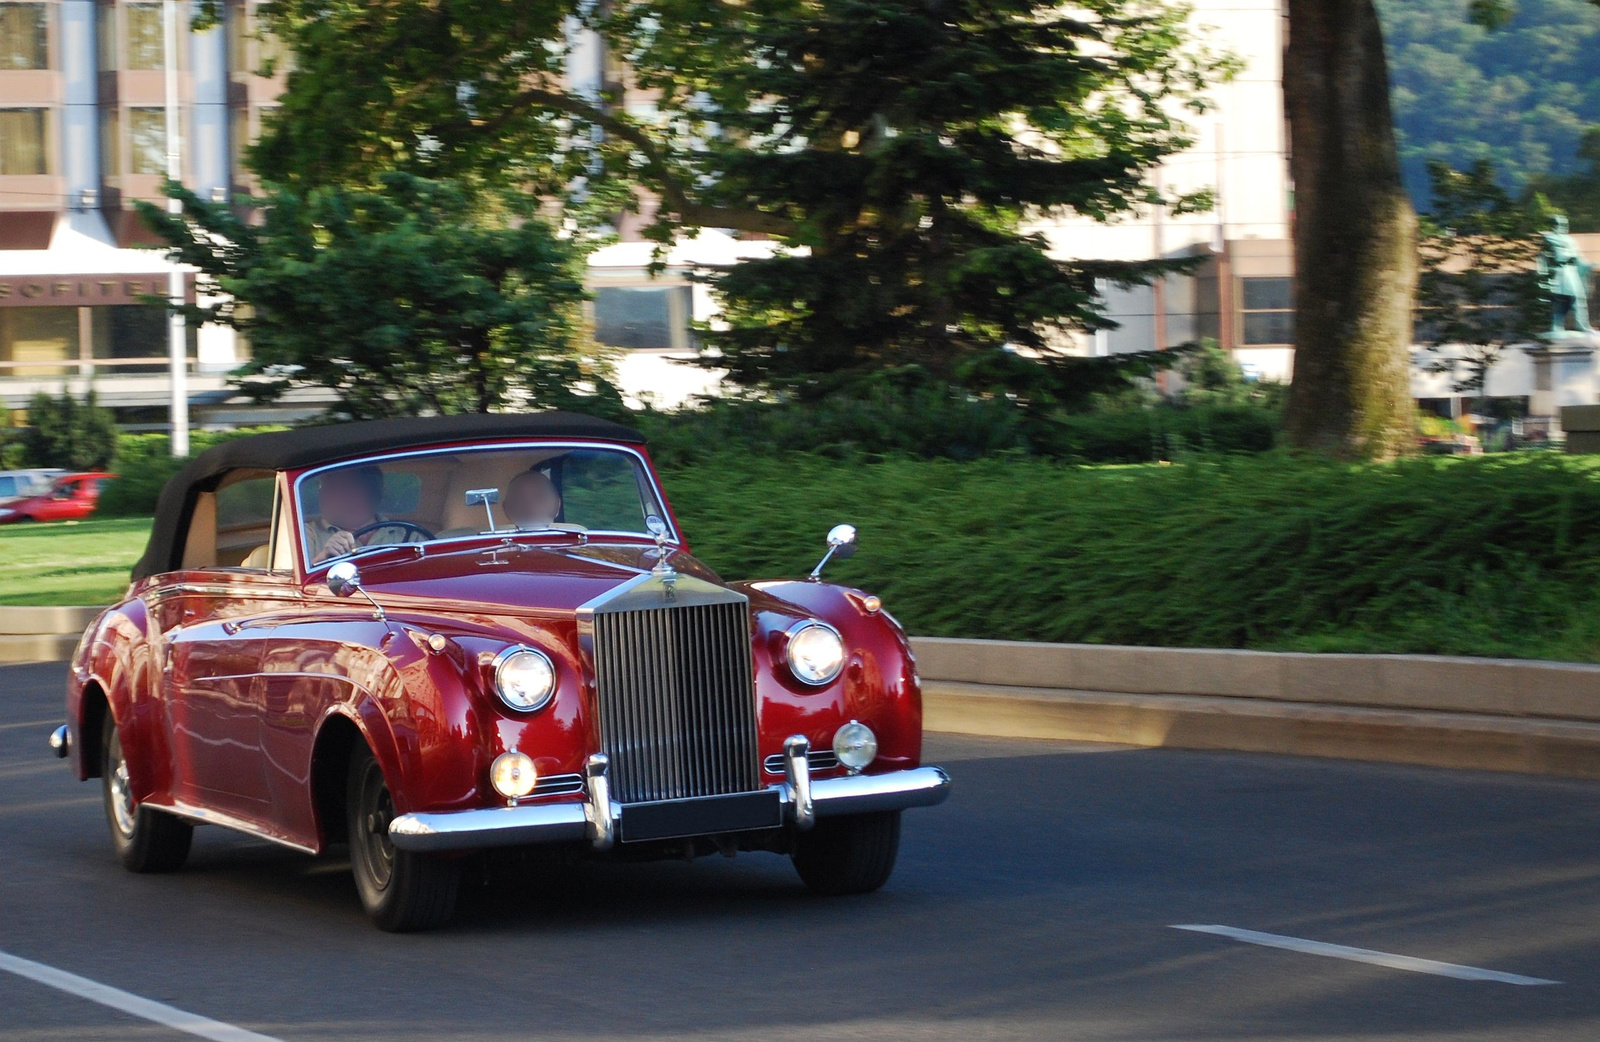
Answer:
xmin=0 ymin=949 xmax=285 ymax=1041
xmin=0 ymin=719 xmax=59 ymax=732
xmin=1171 ymin=925 xmax=1560 ymax=986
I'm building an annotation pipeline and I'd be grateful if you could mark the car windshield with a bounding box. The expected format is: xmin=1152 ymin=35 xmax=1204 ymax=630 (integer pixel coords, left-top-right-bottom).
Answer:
xmin=295 ymin=444 xmax=670 ymax=566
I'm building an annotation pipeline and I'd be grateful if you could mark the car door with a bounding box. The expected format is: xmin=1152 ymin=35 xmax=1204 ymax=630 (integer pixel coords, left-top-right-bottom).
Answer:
xmin=161 ymin=473 xmax=288 ymax=820
xmin=35 ymin=480 xmax=76 ymax=522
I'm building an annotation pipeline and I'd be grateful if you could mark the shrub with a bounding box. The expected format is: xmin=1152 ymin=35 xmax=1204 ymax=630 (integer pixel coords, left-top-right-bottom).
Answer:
xmin=668 ymin=449 xmax=1600 ymax=662
xmin=17 ymin=390 xmax=118 ymax=470
xmin=636 ymin=385 xmax=1280 ymax=467
xmin=97 ymin=428 xmax=286 ymax=517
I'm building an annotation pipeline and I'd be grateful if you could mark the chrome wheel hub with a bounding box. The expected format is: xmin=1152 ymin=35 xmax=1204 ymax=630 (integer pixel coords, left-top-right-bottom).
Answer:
xmin=108 ymin=744 xmax=135 ymax=837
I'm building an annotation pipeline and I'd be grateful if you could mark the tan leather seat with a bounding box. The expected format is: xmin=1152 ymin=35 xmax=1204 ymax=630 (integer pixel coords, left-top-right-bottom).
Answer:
xmin=240 ymin=544 xmax=271 ymax=569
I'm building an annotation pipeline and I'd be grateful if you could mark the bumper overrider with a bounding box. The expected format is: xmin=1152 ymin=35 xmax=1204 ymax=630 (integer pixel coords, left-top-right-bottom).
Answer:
xmin=388 ymin=735 xmax=952 ymax=854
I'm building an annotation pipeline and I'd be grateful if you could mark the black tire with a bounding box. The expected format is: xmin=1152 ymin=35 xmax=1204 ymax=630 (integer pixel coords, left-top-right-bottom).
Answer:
xmin=102 ymin=714 xmax=191 ymax=873
xmin=791 ymin=811 xmax=902 ymax=896
xmin=347 ymin=744 xmax=459 ymax=932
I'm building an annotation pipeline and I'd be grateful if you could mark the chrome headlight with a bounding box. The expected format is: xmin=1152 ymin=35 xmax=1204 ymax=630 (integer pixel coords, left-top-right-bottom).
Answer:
xmin=786 ymin=621 xmax=845 ymax=686
xmin=833 ymin=720 xmax=878 ymax=772
xmin=490 ymin=751 xmax=538 ymax=800
xmin=492 ymin=646 xmax=556 ymax=712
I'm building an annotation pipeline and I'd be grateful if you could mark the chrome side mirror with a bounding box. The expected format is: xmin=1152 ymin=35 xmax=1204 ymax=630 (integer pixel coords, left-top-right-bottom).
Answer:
xmin=809 ymin=523 xmax=858 ymax=580
xmin=327 ymin=560 xmax=386 ymax=621
xmin=326 ymin=560 xmax=361 ymax=597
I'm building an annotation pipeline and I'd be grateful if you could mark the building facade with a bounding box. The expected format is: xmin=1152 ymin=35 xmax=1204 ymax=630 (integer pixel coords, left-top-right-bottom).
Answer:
xmin=3 ymin=0 xmax=1592 ymax=424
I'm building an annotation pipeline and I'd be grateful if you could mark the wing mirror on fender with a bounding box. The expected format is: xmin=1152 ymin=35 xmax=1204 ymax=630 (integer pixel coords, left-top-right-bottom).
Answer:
xmin=808 ymin=523 xmax=857 ymax=580
xmin=326 ymin=561 xmax=386 ymax=621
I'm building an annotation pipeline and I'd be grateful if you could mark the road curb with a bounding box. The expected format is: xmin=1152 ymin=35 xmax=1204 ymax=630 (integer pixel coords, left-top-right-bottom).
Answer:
xmin=10 ymin=611 xmax=1600 ymax=779
xmin=922 ymin=680 xmax=1600 ymax=780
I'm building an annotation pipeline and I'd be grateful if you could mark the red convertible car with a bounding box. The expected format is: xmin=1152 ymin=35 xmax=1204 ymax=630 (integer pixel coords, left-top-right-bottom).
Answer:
xmin=50 ymin=414 xmax=949 ymax=930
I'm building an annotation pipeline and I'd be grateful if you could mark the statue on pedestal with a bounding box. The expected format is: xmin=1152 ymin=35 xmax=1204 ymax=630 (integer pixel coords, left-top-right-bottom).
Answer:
xmin=1538 ymin=214 xmax=1594 ymax=337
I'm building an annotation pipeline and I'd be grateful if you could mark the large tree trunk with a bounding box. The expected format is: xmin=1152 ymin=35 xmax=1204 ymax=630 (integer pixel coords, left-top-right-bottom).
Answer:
xmin=1283 ymin=0 xmax=1417 ymax=459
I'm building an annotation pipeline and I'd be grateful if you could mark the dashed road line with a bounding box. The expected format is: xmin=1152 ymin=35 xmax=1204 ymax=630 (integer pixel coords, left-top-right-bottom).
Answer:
xmin=1171 ymin=924 xmax=1560 ymax=986
xmin=0 ymin=948 xmax=285 ymax=1041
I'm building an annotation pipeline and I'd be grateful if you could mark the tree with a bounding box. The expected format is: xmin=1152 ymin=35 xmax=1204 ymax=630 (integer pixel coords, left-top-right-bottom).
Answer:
xmin=1281 ymin=0 xmax=1419 ymax=460
xmin=246 ymin=0 xmax=1233 ymax=399
xmin=19 ymin=389 xmax=118 ymax=470
xmin=139 ymin=175 xmax=620 ymax=420
xmin=1415 ymin=159 xmax=1546 ymax=402
xmin=1527 ymin=126 xmax=1600 ymax=232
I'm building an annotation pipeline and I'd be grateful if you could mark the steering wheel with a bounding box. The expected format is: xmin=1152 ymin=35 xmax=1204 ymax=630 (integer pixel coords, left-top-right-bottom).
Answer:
xmin=351 ymin=519 xmax=436 ymax=543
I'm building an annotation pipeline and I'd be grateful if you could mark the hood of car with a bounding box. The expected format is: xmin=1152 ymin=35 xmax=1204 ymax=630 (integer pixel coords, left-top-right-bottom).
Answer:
xmin=343 ymin=539 xmax=730 ymax=615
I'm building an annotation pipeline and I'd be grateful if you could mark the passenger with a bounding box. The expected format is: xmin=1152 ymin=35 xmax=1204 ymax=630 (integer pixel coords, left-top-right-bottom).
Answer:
xmin=305 ymin=466 xmax=421 ymax=563
xmin=503 ymin=469 xmax=563 ymax=530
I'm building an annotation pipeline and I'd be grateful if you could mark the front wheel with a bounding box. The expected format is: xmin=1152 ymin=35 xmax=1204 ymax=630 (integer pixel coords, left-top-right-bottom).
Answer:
xmin=791 ymin=811 xmax=902 ymax=896
xmin=347 ymin=745 xmax=460 ymax=932
xmin=102 ymin=715 xmax=191 ymax=872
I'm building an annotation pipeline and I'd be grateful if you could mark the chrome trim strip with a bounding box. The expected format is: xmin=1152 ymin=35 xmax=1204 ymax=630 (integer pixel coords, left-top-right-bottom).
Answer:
xmin=530 ymin=772 xmax=585 ymax=797
xmin=763 ymin=749 xmax=839 ymax=775
xmin=389 ymin=801 xmax=590 ymax=853
xmin=144 ymin=800 xmax=319 ymax=855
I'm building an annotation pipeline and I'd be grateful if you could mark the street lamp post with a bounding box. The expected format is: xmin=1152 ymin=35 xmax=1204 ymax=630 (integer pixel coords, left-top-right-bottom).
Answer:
xmin=164 ymin=0 xmax=189 ymax=457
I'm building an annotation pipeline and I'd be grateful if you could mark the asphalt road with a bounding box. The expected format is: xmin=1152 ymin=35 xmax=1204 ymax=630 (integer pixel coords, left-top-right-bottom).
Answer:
xmin=4 ymin=661 xmax=1600 ymax=1041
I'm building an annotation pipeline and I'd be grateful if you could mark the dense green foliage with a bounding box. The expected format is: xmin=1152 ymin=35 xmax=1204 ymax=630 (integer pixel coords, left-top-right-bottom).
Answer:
xmin=1415 ymin=160 xmax=1546 ymax=393
xmin=633 ymin=389 xmax=1280 ymax=467
xmin=96 ymin=429 xmax=285 ymax=517
xmin=670 ymin=450 xmax=1600 ymax=662
xmin=1380 ymin=0 xmax=1600 ymax=210
xmin=16 ymin=390 xmax=118 ymax=471
xmin=607 ymin=0 xmax=1231 ymax=393
xmin=247 ymin=0 xmax=1231 ymax=400
xmin=16 ymin=450 xmax=1600 ymax=662
xmin=140 ymin=175 xmax=616 ymax=419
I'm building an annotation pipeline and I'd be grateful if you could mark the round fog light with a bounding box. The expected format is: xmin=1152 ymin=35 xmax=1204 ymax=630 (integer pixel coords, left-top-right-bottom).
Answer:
xmin=491 ymin=752 xmax=538 ymax=801
xmin=833 ymin=720 xmax=878 ymax=773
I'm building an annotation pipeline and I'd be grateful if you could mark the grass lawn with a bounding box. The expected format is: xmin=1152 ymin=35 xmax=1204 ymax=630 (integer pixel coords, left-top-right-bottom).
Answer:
xmin=0 ymin=518 xmax=149 ymax=607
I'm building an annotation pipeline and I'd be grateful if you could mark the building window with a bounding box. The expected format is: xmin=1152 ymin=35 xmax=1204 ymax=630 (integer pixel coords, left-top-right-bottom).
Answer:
xmin=1240 ymin=276 xmax=1294 ymax=346
xmin=593 ymin=286 xmax=694 ymax=350
xmin=100 ymin=108 xmax=121 ymax=177
xmin=128 ymin=107 xmax=167 ymax=174
xmin=0 ymin=308 xmax=78 ymax=378
xmin=93 ymin=304 xmax=194 ymax=374
xmin=0 ymin=108 xmax=48 ymax=175
xmin=125 ymin=2 xmax=164 ymax=70
xmin=0 ymin=3 xmax=47 ymax=70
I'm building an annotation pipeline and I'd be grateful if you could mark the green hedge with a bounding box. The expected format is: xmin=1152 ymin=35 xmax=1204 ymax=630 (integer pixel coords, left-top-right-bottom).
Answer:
xmin=98 ymin=428 xmax=285 ymax=517
xmin=634 ymin=393 xmax=1278 ymax=466
xmin=667 ymin=450 xmax=1600 ymax=663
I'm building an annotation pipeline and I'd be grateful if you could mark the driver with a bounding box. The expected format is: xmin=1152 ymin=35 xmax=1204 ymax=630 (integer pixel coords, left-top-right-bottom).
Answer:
xmin=305 ymin=466 xmax=424 ymax=563
xmin=503 ymin=468 xmax=563 ymax=530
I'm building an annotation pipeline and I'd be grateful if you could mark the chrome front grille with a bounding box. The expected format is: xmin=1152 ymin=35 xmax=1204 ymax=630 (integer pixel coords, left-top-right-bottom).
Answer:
xmin=590 ymin=601 xmax=761 ymax=804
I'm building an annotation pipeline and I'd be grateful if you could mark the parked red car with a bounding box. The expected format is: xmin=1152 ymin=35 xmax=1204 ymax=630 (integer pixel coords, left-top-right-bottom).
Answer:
xmin=0 ymin=471 xmax=114 ymax=524
xmin=50 ymin=414 xmax=949 ymax=930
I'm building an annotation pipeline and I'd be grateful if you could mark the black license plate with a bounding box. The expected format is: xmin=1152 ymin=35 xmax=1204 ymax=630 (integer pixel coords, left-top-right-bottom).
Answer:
xmin=618 ymin=790 xmax=783 ymax=843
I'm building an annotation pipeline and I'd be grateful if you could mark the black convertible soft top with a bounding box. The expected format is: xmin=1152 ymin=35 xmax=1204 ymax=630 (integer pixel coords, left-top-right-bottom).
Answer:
xmin=131 ymin=412 xmax=646 ymax=581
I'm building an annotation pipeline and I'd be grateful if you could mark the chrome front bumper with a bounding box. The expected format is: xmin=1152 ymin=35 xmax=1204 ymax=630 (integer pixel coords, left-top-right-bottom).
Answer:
xmin=389 ymin=739 xmax=952 ymax=854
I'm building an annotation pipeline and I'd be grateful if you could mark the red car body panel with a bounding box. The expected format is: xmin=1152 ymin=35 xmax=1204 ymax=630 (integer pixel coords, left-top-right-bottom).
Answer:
xmin=3 ymin=471 xmax=113 ymax=523
xmin=65 ymin=439 xmax=923 ymax=856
